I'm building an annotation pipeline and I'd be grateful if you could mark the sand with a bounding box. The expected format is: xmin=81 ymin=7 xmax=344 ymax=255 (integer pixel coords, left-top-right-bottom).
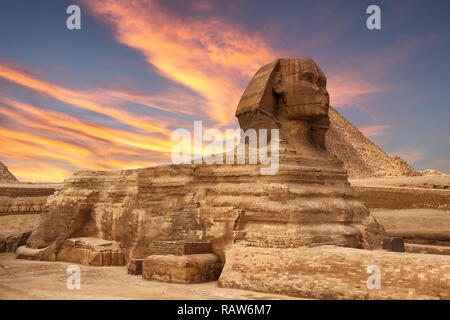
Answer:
xmin=0 ymin=253 xmax=298 ymax=300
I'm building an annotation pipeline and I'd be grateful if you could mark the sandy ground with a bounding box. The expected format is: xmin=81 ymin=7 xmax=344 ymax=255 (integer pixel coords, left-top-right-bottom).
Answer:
xmin=0 ymin=253 xmax=298 ymax=300
xmin=350 ymin=175 xmax=449 ymax=190
xmin=0 ymin=214 xmax=41 ymax=238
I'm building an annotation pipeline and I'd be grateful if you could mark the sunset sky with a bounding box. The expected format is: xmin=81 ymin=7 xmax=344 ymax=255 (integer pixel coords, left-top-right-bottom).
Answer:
xmin=0 ymin=0 xmax=449 ymax=181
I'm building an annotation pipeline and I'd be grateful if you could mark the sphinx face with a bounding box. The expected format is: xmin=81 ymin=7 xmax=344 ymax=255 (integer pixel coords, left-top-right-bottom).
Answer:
xmin=279 ymin=58 xmax=329 ymax=121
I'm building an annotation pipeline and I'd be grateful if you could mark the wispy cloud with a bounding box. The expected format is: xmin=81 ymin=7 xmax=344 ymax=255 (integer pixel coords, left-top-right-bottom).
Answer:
xmin=390 ymin=148 xmax=424 ymax=165
xmin=0 ymin=64 xmax=171 ymax=134
xmin=1 ymin=0 xmax=424 ymax=181
xmin=358 ymin=124 xmax=391 ymax=137
xmin=81 ymin=0 xmax=277 ymax=126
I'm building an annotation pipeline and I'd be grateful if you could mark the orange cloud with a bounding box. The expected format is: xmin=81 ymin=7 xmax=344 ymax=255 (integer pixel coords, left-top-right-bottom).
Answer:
xmin=1 ymin=1 xmax=398 ymax=182
xmin=82 ymin=0 xmax=392 ymax=119
xmin=0 ymin=64 xmax=171 ymax=135
xmin=5 ymin=162 xmax=74 ymax=183
xmin=0 ymin=97 xmax=176 ymax=181
xmin=81 ymin=0 xmax=277 ymax=126
xmin=0 ymin=97 xmax=176 ymax=153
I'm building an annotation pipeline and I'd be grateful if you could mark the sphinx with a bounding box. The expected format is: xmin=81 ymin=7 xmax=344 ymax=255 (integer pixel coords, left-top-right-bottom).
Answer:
xmin=17 ymin=58 xmax=385 ymax=284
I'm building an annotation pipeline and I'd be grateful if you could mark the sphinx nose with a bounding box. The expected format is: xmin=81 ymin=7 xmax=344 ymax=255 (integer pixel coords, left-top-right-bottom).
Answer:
xmin=315 ymin=87 xmax=329 ymax=103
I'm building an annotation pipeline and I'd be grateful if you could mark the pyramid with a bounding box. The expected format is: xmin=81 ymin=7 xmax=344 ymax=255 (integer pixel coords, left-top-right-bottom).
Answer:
xmin=326 ymin=107 xmax=417 ymax=179
xmin=0 ymin=161 xmax=18 ymax=182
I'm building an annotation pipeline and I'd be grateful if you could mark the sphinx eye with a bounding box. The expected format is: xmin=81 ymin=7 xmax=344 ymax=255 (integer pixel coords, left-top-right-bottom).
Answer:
xmin=301 ymin=72 xmax=314 ymax=83
xmin=318 ymin=77 xmax=327 ymax=87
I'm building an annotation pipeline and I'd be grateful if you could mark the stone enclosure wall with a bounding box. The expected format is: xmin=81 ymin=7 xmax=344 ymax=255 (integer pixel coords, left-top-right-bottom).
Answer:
xmin=0 ymin=184 xmax=60 ymax=216
xmin=0 ymin=183 xmax=60 ymax=253
xmin=218 ymin=245 xmax=450 ymax=299
xmin=354 ymin=186 xmax=450 ymax=209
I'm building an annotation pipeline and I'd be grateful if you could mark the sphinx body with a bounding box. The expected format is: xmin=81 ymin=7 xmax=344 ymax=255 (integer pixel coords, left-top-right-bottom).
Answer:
xmin=17 ymin=58 xmax=384 ymax=281
xmin=231 ymin=58 xmax=382 ymax=249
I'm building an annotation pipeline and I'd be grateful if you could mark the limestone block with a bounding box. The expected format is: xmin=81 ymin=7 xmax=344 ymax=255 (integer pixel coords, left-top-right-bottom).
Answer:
xmin=218 ymin=245 xmax=450 ymax=299
xmin=128 ymin=259 xmax=144 ymax=275
xmin=142 ymin=254 xmax=223 ymax=284
xmin=382 ymin=237 xmax=405 ymax=252
xmin=405 ymin=243 xmax=450 ymax=255
xmin=55 ymin=237 xmax=125 ymax=266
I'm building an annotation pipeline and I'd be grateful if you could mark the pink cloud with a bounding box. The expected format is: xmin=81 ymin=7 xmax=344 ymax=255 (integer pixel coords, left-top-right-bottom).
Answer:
xmin=358 ymin=124 xmax=392 ymax=137
xmin=390 ymin=148 xmax=424 ymax=164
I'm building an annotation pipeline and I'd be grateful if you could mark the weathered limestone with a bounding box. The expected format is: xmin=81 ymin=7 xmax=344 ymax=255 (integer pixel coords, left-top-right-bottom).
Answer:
xmin=372 ymin=209 xmax=450 ymax=246
xmin=16 ymin=237 xmax=125 ymax=266
xmin=0 ymin=183 xmax=60 ymax=216
xmin=128 ymin=258 xmax=144 ymax=275
xmin=55 ymin=237 xmax=125 ymax=266
xmin=143 ymin=254 xmax=222 ymax=283
xmin=382 ymin=237 xmax=405 ymax=252
xmin=218 ymin=246 xmax=450 ymax=299
xmin=405 ymin=243 xmax=450 ymax=255
xmin=142 ymin=241 xmax=223 ymax=282
xmin=354 ymin=186 xmax=450 ymax=209
xmin=231 ymin=58 xmax=381 ymax=249
xmin=0 ymin=183 xmax=60 ymax=253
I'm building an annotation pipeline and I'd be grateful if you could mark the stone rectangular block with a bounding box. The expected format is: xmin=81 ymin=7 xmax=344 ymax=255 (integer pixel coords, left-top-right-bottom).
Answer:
xmin=142 ymin=254 xmax=222 ymax=284
xmin=218 ymin=245 xmax=450 ymax=299
xmin=128 ymin=259 xmax=144 ymax=275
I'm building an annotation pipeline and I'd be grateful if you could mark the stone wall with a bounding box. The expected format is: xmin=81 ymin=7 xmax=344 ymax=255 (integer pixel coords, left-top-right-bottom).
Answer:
xmin=0 ymin=184 xmax=60 ymax=253
xmin=218 ymin=245 xmax=450 ymax=299
xmin=148 ymin=241 xmax=213 ymax=256
xmin=0 ymin=184 xmax=61 ymax=216
xmin=25 ymin=167 xmax=238 ymax=262
xmin=354 ymin=186 xmax=450 ymax=209
xmin=142 ymin=254 xmax=223 ymax=284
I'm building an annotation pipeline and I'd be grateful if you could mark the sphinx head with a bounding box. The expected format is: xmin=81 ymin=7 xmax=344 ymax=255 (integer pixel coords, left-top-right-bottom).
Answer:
xmin=275 ymin=58 xmax=329 ymax=122
xmin=236 ymin=58 xmax=330 ymax=152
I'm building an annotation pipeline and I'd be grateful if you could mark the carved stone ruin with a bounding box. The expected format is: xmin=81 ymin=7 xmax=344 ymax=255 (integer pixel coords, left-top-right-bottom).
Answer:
xmin=15 ymin=58 xmax=449 ymax=299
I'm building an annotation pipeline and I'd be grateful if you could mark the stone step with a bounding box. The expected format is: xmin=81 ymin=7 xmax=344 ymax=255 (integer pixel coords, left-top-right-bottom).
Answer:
xmin=405 ymin=243 xmax=450 ymax=255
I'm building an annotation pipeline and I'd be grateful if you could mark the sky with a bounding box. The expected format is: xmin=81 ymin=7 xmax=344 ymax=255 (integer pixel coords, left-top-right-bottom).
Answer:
xmin=0 ymin=0 xmax=449 ymax=182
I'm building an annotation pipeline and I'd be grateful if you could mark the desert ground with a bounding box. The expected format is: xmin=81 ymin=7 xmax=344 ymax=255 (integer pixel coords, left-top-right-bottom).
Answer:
xmin=0 ymin=253 xmax=297 ymax=300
